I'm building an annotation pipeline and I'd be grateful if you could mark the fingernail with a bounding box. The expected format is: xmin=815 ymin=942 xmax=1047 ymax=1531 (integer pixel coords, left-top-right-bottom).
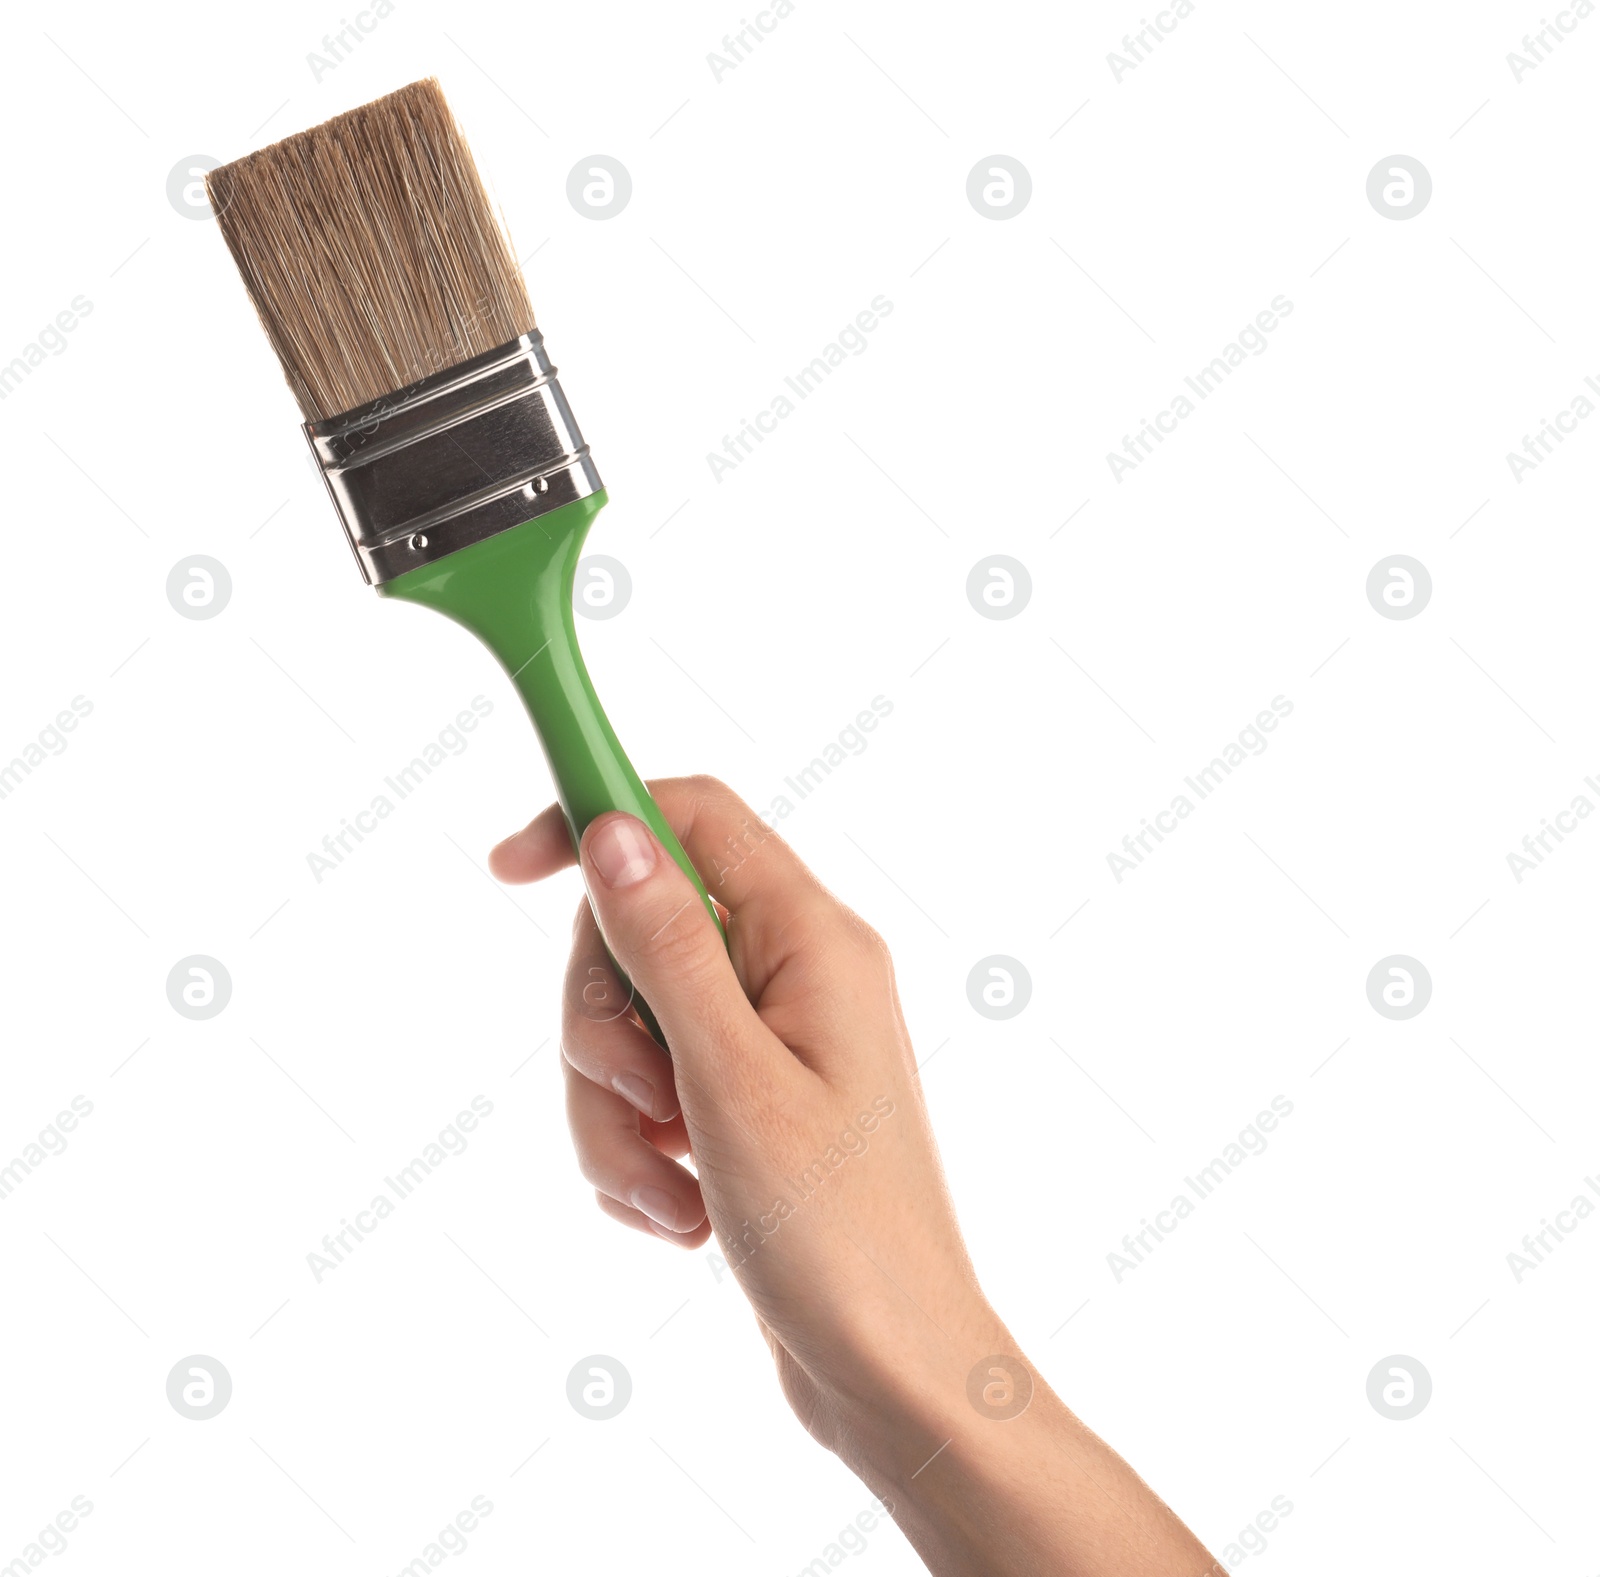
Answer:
xmin=630 ymin=1184 xmax=681 ymax=1233
xmin=588 ymin=816 xmax=657 ymax=889
xmin=612 ymin=1071 xmax=657 ymax=1118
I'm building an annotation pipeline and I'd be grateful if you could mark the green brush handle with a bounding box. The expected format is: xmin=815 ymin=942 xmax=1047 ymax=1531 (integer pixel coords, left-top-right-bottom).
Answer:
xmin=381 ymin=490 xmax=720 ymax=1043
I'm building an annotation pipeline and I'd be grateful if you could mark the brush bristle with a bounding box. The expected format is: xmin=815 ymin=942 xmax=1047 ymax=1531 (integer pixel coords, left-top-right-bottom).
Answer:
xmin=207 ymin=78 xmax=535 ymax=423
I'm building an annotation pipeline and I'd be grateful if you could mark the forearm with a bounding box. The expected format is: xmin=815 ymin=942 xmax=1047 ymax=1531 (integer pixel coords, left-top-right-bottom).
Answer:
xmin=838 ymin=1307 xmax=1216 ymax=1576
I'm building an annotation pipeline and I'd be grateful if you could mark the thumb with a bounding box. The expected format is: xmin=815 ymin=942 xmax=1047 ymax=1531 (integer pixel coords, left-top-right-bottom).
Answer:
xmin=579 ymin=812 xmax=773 ymax=1081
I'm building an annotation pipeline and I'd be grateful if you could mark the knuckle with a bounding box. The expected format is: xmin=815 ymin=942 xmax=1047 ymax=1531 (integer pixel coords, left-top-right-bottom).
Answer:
xmin=568 ymin=1128 xmax=606 ymax=1188
xmin=567 ymin=1111 xmax=633 ymax=1195
xmin=860 ymin=923 xmax=892 ymax=961
xmin=635 ymin=899 xmax=720 ymax=979
xmin=838 ymin=905 xmax=892 ymax=961
xmin=682 ymin=771 xmax=733 ymax=801
xmin=645 ymin=773 xmax=728 ymax=814
xmin=557 ymin=1027 xmax=596 ymax=1076
xmin=681 ymin=773 xmax=757 ymax=828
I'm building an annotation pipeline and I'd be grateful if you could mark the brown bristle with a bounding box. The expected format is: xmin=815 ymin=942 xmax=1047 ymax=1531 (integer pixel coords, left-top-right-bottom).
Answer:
xmin=207 ymin=78 xmax=535 ymax=423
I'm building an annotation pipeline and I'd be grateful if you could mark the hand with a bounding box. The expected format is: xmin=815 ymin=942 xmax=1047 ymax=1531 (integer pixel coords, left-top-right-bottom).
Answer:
xmin=491 ymin=777 xmax=1214 ymax=1576
xmin=490 ymin=777 xmax=976 ymax=1432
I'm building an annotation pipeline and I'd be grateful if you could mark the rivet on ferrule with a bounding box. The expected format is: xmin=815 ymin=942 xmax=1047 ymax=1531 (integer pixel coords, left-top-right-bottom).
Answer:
xmin=304 ymin=330 xmax=604 ymax=586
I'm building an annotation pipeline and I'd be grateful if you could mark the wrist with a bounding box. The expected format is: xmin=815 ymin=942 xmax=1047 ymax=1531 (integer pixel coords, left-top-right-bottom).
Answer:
xmin=835 ymin=1317 xmax=1086 ymax=1577
xmin=826 ymin=1317 xmax=1213 ymax=1577
xmin=829 ymin=1292 xmax=1040 ymax=1476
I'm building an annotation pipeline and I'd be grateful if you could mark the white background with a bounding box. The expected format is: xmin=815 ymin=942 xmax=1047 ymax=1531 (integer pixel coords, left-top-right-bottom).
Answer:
xmin=2 ymin=0 xmax=1598 ymax=1572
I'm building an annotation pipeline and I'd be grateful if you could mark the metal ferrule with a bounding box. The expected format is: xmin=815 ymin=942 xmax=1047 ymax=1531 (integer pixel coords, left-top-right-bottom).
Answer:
xmin=305 ymin=330 xmax=603 ymax=586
